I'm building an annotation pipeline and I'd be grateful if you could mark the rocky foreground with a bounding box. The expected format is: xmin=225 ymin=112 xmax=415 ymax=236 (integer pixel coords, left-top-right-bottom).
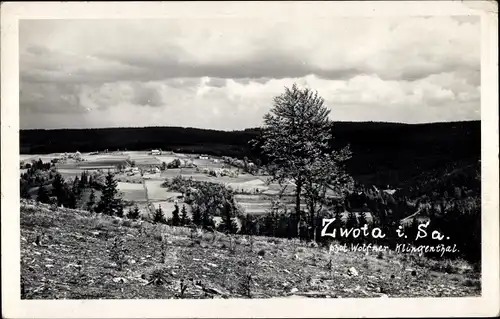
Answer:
xmin=20 ymin=200 xmax=481 ymax=299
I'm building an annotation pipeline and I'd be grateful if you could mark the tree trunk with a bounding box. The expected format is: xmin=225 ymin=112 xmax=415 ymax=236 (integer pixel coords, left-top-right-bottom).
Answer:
xmin=310 ymin=201 xmax=315 ymax=242
xmin=295 ymin=179 xmax=302 ymax=239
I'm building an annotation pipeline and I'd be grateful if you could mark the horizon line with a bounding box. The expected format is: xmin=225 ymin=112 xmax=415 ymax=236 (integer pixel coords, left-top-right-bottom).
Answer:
xmin=20 ymin=119 xmax=480 ymax=132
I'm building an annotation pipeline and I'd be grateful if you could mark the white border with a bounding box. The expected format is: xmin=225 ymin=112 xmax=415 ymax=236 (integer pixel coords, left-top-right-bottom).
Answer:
xmin=2 ymin=1 xmax=499 ymax=318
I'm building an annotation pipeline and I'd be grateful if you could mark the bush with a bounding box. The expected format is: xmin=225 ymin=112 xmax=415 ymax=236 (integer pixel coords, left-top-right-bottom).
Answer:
xmin=110 ymin=236 xmax=128 ymax=271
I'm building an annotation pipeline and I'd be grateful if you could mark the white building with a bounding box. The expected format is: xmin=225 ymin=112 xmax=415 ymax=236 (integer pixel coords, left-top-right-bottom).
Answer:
xmin=74 ymin=151 xmax=82 ymax=161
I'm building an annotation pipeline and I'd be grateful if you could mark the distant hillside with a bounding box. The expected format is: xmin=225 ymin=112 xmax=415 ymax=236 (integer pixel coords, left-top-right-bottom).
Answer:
xmin=20 ymin=121 xmax=480 ymax=187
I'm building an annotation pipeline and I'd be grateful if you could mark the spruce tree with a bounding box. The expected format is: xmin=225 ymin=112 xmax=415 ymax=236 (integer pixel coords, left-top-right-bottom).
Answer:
xmin=127 ymin=205 xmax=140 ymax=220
xmin=20 ymin=181 xmax=31 ymax=199
xmin=66 ymin=188 xmax=77 ymax=209
xmin=97 ymin=172 xmax=122 ymax=216
xmin=115 ymin=201 xmax=124 ymax=217
xmin=172 ymin=204 xmax=180 ymax=226
xmin=37 ymin=186 xmax=50 ymax=204
xmin=192 ymin=206 xmax=201 ymax=225
xmin=79 ymin=171 xmax=88 ymax=188
xmin=201 ymin=209 xmax=214 ymax=229
xmin=72 ymin=176 xmax=80 ymax=196
xmin=154 ymin=205 xmax=165 ymax=224
xmin=87 ymin=189 xmax=96 ymax=212
xmin=180 ymin=205 xmax=189 ymax=225
xmin=221 ymin=202 xmax=238 ymax=234
xmin=51 ymin=173 xmax=65 ymax=206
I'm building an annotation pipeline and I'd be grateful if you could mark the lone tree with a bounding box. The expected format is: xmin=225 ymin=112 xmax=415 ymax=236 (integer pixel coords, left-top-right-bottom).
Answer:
xmin=255 ymin=83 xmax=353 ymax=239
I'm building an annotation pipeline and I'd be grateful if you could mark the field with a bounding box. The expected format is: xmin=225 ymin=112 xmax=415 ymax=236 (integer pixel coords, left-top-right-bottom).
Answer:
xmin=20 ymin=151 xmax=304 ymax=219
xmin=20 ymin=200 xmax=481 ymax=299
xmin=117 ymin=182 xmax=147 ymax=202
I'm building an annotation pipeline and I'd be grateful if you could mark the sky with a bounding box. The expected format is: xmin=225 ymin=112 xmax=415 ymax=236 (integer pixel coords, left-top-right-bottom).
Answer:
xmin=19 ymin=16 xmax=480 ymax=130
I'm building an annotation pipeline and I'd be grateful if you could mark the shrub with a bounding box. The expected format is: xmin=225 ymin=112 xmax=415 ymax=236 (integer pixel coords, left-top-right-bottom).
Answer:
xmin=238 ymin=274 xmax=252 ymax=298
xmin=110 ymin=236 xmax=128 ymax=271
xmin=127 ymin=206 xmax=141 ymax=220
xmin=257 ymin=249 xmax=266 ymax=256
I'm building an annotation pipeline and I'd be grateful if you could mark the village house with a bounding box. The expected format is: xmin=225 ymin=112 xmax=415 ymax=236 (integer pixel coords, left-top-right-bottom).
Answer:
xmin=150 ymin=149 xmax=162 ymax=155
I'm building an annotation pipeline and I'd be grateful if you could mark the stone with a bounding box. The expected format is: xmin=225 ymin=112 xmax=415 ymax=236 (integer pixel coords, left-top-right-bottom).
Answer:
xmin=347 ymin=267 xmax=359 ymax=276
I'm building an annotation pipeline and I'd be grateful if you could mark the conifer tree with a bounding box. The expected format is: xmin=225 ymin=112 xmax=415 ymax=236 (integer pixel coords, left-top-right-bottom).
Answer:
xmin=87 ymin=189 xmax=96 ymax=212
xmin=180 ymin=205 xmax=189 ymax=225
xmin=127 ymin=205 xmax=141 ymax=220
xmin=72 ymin=176 xmax=80 ymax=194
xmin=37 ymin=186 xmax=50 ymax=204
xmin=172 ymin=204 xmax=181 ymax=226
xmin=51 ymin=173 xmax=65 ymax=206
xmin=192 ymin=206 xmax=201 ymax=225
xmin=153 ymin=205 xmax=165 ymax=224
xmin=20 ymin=181 xmax=31 ymax=199
xmin=220 ymin=202 xmax=238 ymax=234
xmin=97 ymin=171 xmax=122 ymax=216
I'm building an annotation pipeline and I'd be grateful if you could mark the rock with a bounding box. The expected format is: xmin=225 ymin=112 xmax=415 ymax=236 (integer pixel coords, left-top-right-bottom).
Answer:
xmin=290 ymin=287 xmax=299 ymax=293
xmin=45 ymin=264 xmax=54 ymax=268
xmin=128 ymin=259 xmax=136 ymax=265
xmin=203 ymin=286 xmax=225 ymax=295
xmin=113 ymin=277 xmax=128 ymax=283
xmin=347 ymin=267 xmax=359 ymax=277
xmin=200 ymin=242 xmax=209 ymax=248
xmin=207 ymin=263 xmax=218 ymax=268
xmin=308 ymin=241 xmax=319 ymax=248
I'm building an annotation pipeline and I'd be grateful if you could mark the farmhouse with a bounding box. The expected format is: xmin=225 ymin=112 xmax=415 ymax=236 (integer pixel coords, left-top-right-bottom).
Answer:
xmin=150 ymin=149 xmax=162 ymax=155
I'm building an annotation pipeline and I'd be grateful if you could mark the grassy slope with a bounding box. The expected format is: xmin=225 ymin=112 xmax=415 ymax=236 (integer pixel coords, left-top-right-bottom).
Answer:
xmin=21 ymin=200 xmax=480 ymax=300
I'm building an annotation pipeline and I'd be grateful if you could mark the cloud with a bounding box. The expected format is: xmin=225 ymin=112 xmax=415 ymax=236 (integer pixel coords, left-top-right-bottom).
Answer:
xmin=19 ymin=17 xmax=481 ymax=129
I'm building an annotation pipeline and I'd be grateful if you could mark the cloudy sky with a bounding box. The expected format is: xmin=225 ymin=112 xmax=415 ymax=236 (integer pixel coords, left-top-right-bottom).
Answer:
xmin=19 ymin=16 xmax=480 ymax=130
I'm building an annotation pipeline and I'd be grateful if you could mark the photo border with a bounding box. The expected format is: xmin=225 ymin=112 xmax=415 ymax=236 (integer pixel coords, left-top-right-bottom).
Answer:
xmin=2 ymin=1 xmax=498 ymax=318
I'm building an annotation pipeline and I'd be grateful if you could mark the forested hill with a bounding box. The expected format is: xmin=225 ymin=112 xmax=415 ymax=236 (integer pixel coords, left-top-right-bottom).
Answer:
xmin=20 ymin=120 xmax=480 ymax=187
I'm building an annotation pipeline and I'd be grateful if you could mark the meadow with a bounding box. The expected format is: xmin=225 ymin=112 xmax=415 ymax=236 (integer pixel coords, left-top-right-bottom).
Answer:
xmin=20 ymin=200 xmax=481 ymax=299
xmin=21 ymin=151 xmax=286 ymax=221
